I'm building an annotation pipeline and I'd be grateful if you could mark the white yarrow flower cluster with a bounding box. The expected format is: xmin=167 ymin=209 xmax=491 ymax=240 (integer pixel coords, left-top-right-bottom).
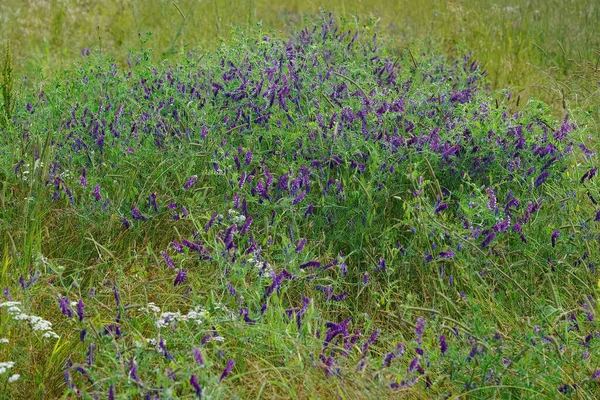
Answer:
xmin=0 ymin=361 xmax=15 ymax=375
xmin=139 ymin=302 xmax=161 ymax=314
xmin=8 ymin=374 xmax=20 ymax=383
xmin=153 ymin=304 xmax=235 ymax=329
xmin=228 ymin=209 xmax=246 ymax=224
xmin=1 ymin=301 xmax=59 ymax=339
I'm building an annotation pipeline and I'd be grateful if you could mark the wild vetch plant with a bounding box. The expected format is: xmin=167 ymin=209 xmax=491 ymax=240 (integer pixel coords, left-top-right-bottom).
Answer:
xmin=0 ymin=13 xmax=599 ymax=399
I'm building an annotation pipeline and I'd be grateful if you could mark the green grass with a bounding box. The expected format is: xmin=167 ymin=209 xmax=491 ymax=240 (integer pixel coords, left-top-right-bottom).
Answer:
xmin=0 ymin=4 xmax=599 ymax=400
xmin=0 ymin=0 xmax=598 ymax=116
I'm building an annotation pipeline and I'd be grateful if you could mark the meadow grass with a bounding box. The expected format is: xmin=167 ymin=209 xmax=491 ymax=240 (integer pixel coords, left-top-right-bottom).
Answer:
xmin=0 ymin=4 xmax=599 ymax=400
xmin=0 ymin=0 xmax=598 ymax=117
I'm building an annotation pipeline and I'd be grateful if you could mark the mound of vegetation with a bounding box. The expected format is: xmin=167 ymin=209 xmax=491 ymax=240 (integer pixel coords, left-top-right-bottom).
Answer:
xmin=1 ymin=14 xmax=599 ymax=398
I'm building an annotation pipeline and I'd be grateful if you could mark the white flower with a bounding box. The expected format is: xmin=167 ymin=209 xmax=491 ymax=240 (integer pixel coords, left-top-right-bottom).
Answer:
xmin=0 ymin=301 xmax=22 ymax=308
xmin=8 ymin=374 xmax=20 ymax=383
xmin=0 ymin=338 xmax=8 ymax=344
xmin=0 ymin=361 xmax=15 ymax=374
xmin=213 ymin=336 xmax=225 ymax=342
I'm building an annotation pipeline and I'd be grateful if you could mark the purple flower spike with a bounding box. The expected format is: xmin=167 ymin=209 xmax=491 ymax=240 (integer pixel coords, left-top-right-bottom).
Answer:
xmin=240 ymin=215 xmax=253 ymax=235
xmin=481 ymin=232 xmax=496 ymax=248
xmin=113 ymin=283 xmax=121 ymax=307
xmin=131 ymin=206 xmax=147 ymax=221
xmin=159 ymin=338 xmax=175 ymax=361
xmin=295 ymin=238 xmax=307 ymax=253
xmin=184 ymin=175 xmax=198 ymax=190
xmin=3 ymin=286 xmax=12 ymax=300
xmin=304 ymin=204 xmax=314 ymax=217
xmin=362 ymin=272 xmax=370 ymax=285
xmin=190 ymin=375 xmax=202 ymax=398
xmin=77 ymin=299 xmax=85 ymax=321
xmin=121 ymin=217 xmax=130 ymax=229
xmin=174 ymin=269 xmax=187 ymax=287
xmin=129 ymin=357 xmax=140 ymax=383
xmin=439 ymin=251 xmax=454 ymax=259
xmin=161 ymin=250 xmax=176 ymax=268
xmin=219 ymin=358 xmax=235 ymax=382
xmin=108 ymin=385 xmax=115 ymax=400
xmin=415 ymin=317 xmax=426 ymax=336
xmin=434 ymin=203 xmax=448 ymax=214
xmin=58 ymin=296 xmax=73 ymax=318
xmin=300 ymin=261 xmax=321 ymax=269
xmin=92 ymin=184 xmax=101 ymax=202
xmin=193 ymin=347 xmax=205 ymax=367
xmin=377 ymin=258 xmax=386 ymax=272
xmin=87 ymin=343 xmax=95 ymax=366
xmin=292 ymin=190 xmax=307 ymax=205
xmin=439 ymin=335 xmax=448 ymax=354
xmin=551 ymin=230 xmax=560 ymax=248
xmin=534 ymin=171 xmax=549 ymax=188
xmin=205 ymin=211 xmax=218 ymax=232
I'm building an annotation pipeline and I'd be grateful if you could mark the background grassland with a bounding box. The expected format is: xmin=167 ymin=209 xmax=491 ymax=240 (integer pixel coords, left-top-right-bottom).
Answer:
xmin=1 ymin=0 xmax=599 ymax=118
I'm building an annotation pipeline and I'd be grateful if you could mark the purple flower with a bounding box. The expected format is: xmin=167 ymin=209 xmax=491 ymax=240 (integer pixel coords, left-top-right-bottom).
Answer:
xmin=292 ymin=190 xmax=307 ymax=205
xmin=131 ymin=206 xmax=147 ymax=221
xmin=408 ymin=357 xmax=419 ymax=373
xmin=240 ymin=215 xmax=253 ymax=235
xmin=173 ymin=240 xmax=184 ymax=253
xmin=148 ymin=192 xmax=159 ymax=213
xmin=80 ymin=329 xmax=87 ymax=342
xmin=113 ymin=283 xmax=121 ymax=307
xmin=219 ymin=358 xmax=235 ymax=382
xmin=129 ymin=357 xmax=140 ymax=383
xmin=244 ymin=150 xmax=253 ymax=165
xmin=103 ymin=323 xmax=122 ymax=338
xmin=205 ymin=211 xmax=218 ymax=232
xmin=434 ymin=203 xmax=448 ymax=214
xmin=362 ymin=272 xmax=370 ymax=285
xmin=174 ymin=269 xmax=187 ymax=287
xmin=80 ymin=171 xmax=88 ymax=188
xmin=304 ymin=204 xmax=314 ymax=217
xmin=108 ymin=385 xmax=114 ymax=400
xmin=580 ymin=167 xmax=598 ymax=184
xmin=534 ymin=171 xmax=549 ymax=188
xmin=481 ymin=232 xmax=496 ymax=248
xmin=551 ymin=230 xmax=560 ymax=247
xmin=415 ymin=318 xmax=426 ymax=336
xmin=376 ymin=258 xmax=386 ymax=272
xmin=77 ymin=299 xmax=85 ymax=321
xmin=439 ymin=251 xmax=454 ymax=259
xmin=240 ymin=308 xmax=257 ymax=324
xmin=227 ymin=282 xmax=237 ymax=297
xmin=367 ymin=329 xmax=380 ymax=345
xmin=159 ymin=338 xmax=174 ymax=361
xmin=295 ymin=238 xmax=307 ymax=253
xmin=193 ymin=347 xmax=205 ymax=367
xmin=300 ymin=261 xmax=321 ymax=269
xmin=190 ymin=375 xmax=202 ymax=398
xmin=83 ymin=343 xmax=95 ymax=367
xmin=58 ymin=296 xmax=73 ymax=318
xmin=92 ymin=184 xmax=101 ymax=202
xmin=593 ymin=369 xmax=600 ymax=380
xmin=486 ymin=188 xmax=497 ymax=210
xmin=3 ymin=286 xmax=12 ymax=300
xmin=161 ymin=251 xmax=176 ymax=269
xmin=121 ymin=217 xmax=130 ymax=229
xmin=184 ymin=175 xmax=198 ymax=190
xmin=439 ymin=335 xmax=448 ymax=354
